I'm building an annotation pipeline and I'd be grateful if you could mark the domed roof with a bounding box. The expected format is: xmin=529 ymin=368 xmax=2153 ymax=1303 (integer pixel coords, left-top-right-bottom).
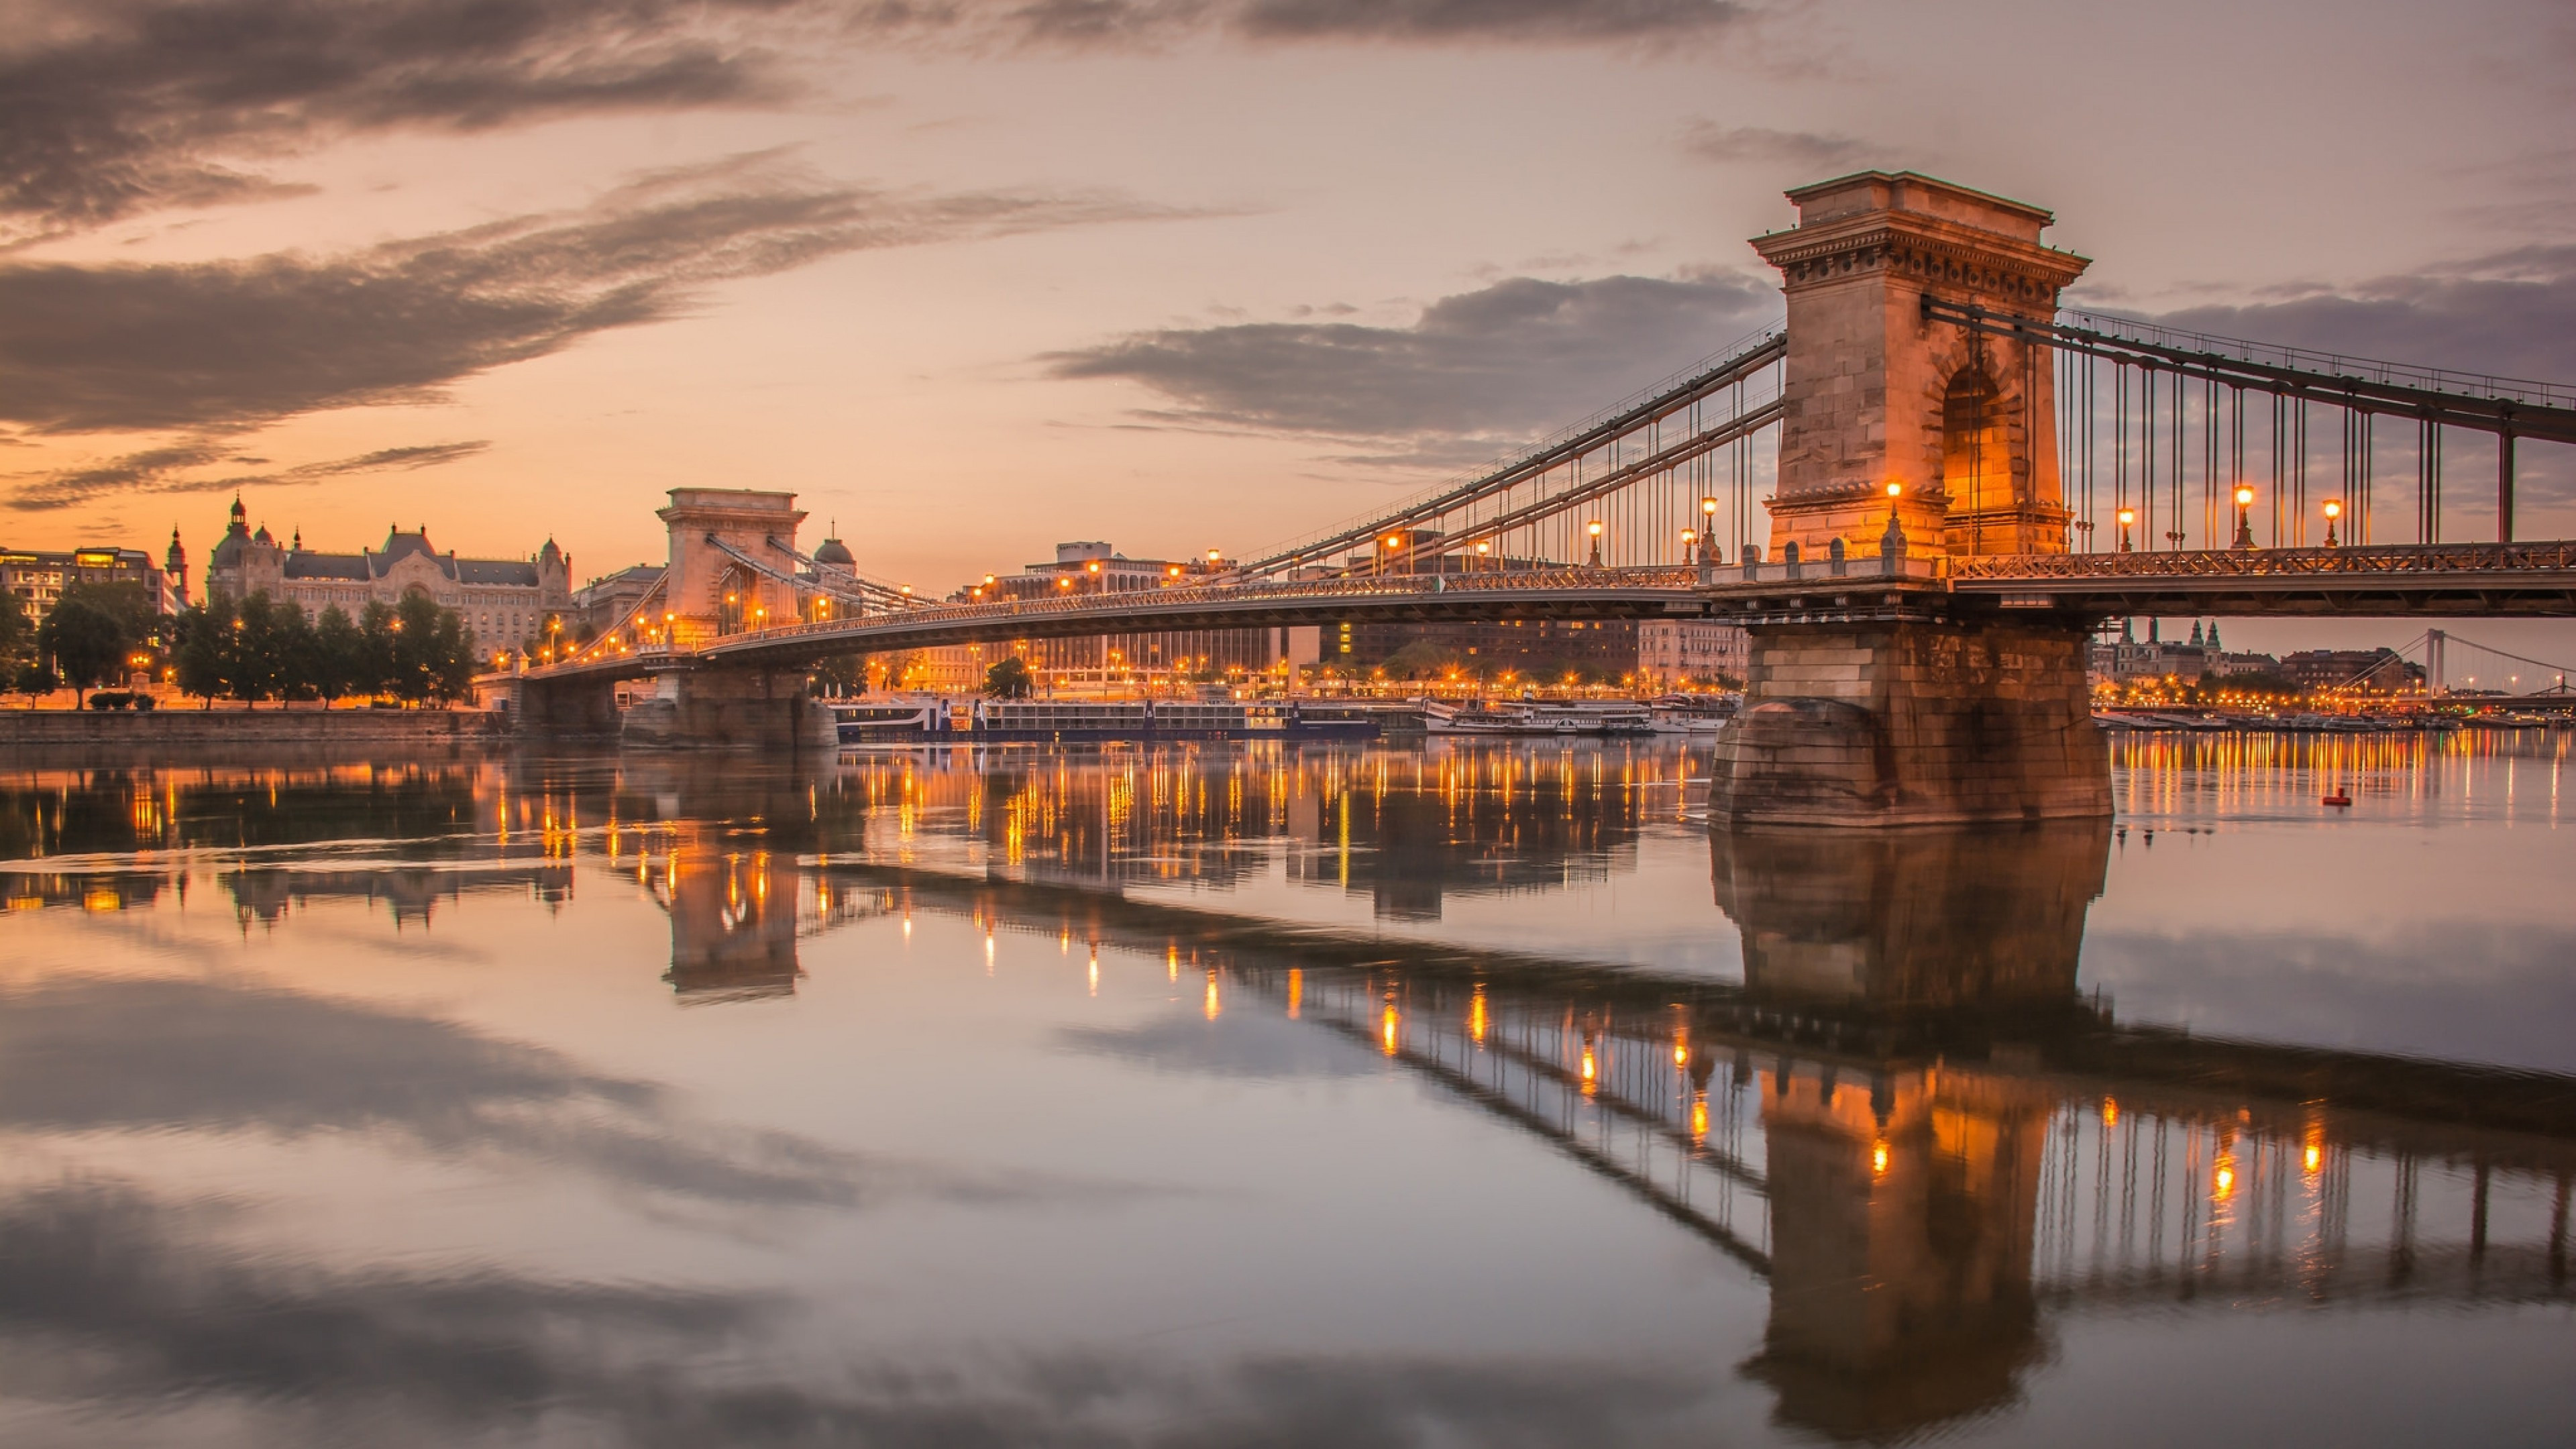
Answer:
xmin=252 ymin=524 xmax=274 ymax=545
xmin=813 ymin=536 xmax=855 ymax=566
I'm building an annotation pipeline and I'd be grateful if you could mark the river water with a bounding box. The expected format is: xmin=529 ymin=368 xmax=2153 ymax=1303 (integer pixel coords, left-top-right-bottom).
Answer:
xmin=1 ymin=733 xmax=2570 ymax=1447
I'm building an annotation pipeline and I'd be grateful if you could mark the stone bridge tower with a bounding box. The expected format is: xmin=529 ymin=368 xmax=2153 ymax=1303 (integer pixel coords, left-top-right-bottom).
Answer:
xmin=1752 ymin=173 xmax=2089 ymax=559
xmin=658 ymin=488 xmax=808 ymax=648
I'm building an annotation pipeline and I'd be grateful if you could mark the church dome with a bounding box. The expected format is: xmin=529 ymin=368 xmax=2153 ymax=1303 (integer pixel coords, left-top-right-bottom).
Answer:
xmin=813 ymin=537 xmax=855 ymax=567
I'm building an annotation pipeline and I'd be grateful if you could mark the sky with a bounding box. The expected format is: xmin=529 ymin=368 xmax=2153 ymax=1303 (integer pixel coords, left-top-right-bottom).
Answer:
xmin=1 ymin=0 xmax=2571 ymax=655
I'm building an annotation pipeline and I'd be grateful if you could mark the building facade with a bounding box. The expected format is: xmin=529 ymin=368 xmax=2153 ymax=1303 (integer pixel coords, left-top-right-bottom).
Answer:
xmin=1637 ymin=620 xmax=1752 ymax=688
xmin=207 ymin=498 xmax=572 ymax=646
xmin=0 ymin=542 xmax=177 ymax=624
xmin=916 ymin=542 xmax=1284 ymax=692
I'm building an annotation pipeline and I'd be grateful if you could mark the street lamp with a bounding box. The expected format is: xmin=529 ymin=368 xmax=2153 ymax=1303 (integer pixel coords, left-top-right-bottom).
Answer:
xmin=2116 ymin=506 xmax=2136 ymax=552
xmin=1701 ymin=496 xmax=1719 ymax=563
xmin=1679 ymin=528 xmax=1697 ymax=563
xmin=1586 ymin=519 xmax=1603 ymax=566
xmin=1474 ymin=540 xmax=1491 ymax=571
xmin=1882 ymin=480 xmax=1907 ymax=559
xmin=2322 ymin=498 xmax=2343 ymax=548
xmin=2233 ymin=486 xmax=2257 ymax=549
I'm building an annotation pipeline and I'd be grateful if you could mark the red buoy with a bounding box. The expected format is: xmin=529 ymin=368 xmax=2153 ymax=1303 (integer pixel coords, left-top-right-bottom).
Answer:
xmin=2322 ymin=788 xmax=2353 ymax=808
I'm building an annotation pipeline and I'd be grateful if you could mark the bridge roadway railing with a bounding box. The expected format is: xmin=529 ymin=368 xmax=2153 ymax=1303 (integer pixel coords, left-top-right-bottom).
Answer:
xmin=708 ymin=564 xmax=1707 ymax=646
xmin=1948 ymin=540 xmax=2576 ymax=582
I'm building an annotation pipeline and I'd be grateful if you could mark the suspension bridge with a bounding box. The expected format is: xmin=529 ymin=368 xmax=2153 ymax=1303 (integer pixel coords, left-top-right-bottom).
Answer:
xmin=496 ymin=171 xmax=2576 ymax=822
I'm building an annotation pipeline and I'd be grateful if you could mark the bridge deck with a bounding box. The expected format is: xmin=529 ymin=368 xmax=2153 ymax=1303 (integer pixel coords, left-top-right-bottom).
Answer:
xmin=503 ymin=543 xmax=2576 ymax=685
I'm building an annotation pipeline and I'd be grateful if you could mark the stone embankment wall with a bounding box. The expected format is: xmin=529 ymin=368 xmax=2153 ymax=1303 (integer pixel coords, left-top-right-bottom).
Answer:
xmin=0 ymin=709 xmax=506 ymax=749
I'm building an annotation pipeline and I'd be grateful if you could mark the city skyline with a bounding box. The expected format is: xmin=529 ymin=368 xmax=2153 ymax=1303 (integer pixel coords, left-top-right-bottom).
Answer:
xmin=3 ymin=0 xmax=2571 ymax=655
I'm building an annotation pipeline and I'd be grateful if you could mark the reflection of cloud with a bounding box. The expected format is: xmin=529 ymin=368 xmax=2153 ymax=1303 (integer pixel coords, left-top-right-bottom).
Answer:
xmin=1056 ymin=1010 xmax=1377 ymax=1079
xmin=0 ymin=975 xmax=1036 ymax=1209
xmin=2081 ymin=920 xmax=2576 ymax=1076
xmin=0 ymin=1175 xmax=1725 ymax=1446
xmin=1044 ymin=272 xmax=1778 ymax=448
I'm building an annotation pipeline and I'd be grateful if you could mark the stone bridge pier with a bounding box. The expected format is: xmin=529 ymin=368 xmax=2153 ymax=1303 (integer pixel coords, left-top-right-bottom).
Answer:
xmin=620 ymin=667 xmax=837 ymax=751
xmin=503 ymin=672 xmax=622 ymax=737
xmin=1711 ymin=172 xmax=2110 ymax=826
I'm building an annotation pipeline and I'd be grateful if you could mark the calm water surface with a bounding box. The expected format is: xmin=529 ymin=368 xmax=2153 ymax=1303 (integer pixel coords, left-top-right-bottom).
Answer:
xmin=1 ymin=733 xmax=2571 ymax=1447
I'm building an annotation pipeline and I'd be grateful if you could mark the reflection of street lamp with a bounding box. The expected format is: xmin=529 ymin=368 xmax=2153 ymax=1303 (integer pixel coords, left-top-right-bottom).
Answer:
xmin=2233 ymin=486 xmax=2257 ymax=549
xmin=2117 ymin=506 xmax=2136 ymax=553
xmin=1586 ymin=519 xmax=1603 ymax=566
xmin=2322 ymin=498 xmax=2343 ymax=548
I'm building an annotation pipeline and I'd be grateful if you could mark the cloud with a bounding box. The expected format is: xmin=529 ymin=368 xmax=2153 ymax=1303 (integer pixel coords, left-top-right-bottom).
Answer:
xmin=2125 ymin=244 xmax=2576 ymax=390
xmin=0 ymin=152 xmax=1167 ymax=445
xmin=1679 ymin=121 xmax=1869 ymax=168
xmin=7 ymin=439 xmax=488 ymax=513
xmin=0 ymin=0 xmax=1748 ymax=238
xmin=1234 ymin=0 xmax=1742 ymax=41
xmin=1044 ymin=270 xmax=1778 ymax=445
xmin=0 ymin=0 xmax=823 ymax=235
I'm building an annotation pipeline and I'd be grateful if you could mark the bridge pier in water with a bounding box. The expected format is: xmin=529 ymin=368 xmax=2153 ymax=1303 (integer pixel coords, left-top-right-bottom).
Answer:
xmin=619 ymin=667 xmax=838 ymax=751
xmin=1709 ymin=614 xmax=2110 ymax=825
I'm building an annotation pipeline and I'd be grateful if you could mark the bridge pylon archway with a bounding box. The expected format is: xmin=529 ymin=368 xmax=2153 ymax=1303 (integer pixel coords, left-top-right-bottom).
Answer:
xmin=1753 ymin=172 xmax=2089 ymax=561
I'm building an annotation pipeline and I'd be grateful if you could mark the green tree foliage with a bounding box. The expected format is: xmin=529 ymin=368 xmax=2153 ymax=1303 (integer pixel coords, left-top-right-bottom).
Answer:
xmin=272 ymin=601 xmax=321 ymax=702
xmin=38 ymin=598 xmax=127 ymax=705
xmin=385 ymin=591 xmax=475 ymax=704
xmin=983 ymin=656 xmax=1033 ymax=699
xmin=229 ymin=591 xmax=281 ymax=704
xmin=1379 ymin=640 xmax=1460 ymax=681
xmin=0 ymin=589 xmax=30 ymax=684
xmin=313 ymin=605 xmax=366 ymax=704
xmin=165 ymin=590 xmax=476 ymax=707
xmin=811 ymin=653 xmax=865 ymax=697
xmin=56 ymin=580 xmax=160 ymax=646
xmin=173 ymin=598 xmax=228 ymax=706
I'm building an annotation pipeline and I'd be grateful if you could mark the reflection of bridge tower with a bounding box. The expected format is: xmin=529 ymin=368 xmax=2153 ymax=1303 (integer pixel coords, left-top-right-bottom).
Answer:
xmin=659 ymin=845 xmax=802 ymax=1000
xmin=1711 ymin=822 xmax=2106 ymax=1016
xmin=1717 ymin=821 xmax=2103 ymax=1438
xmin=1750 ymin=1063 xmax=2052 ymax=1439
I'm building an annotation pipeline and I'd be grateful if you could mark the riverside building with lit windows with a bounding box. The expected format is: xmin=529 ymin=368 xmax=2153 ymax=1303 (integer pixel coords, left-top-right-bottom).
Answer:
xmin=914 ymin=542 xmax=1289 ymax=692
xmin=0 ymin=539 xmax=179 ymax=623
xmin=206 ymin=496 xmax=572 ymax=644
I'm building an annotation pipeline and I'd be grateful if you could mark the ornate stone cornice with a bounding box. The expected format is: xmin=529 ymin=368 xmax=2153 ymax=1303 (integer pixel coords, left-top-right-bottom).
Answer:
xmin=1752 ymin=215 xmax=2090 ymax=306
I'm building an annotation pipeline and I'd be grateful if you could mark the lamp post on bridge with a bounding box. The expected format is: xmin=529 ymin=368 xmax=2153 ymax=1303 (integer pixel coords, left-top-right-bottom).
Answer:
xmin=2322 ymin=499 xmax=2343 ymax=549
xmin=2116 ymin=508 xmax=2135 ymax=553
xmin=1700 ymin=496 xmax=1719 ymax=564
xmin=2233 ymin=486 xmax=2257 ymax=550
xmin=1586 ymin=520 xmax=1604 ymax=567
